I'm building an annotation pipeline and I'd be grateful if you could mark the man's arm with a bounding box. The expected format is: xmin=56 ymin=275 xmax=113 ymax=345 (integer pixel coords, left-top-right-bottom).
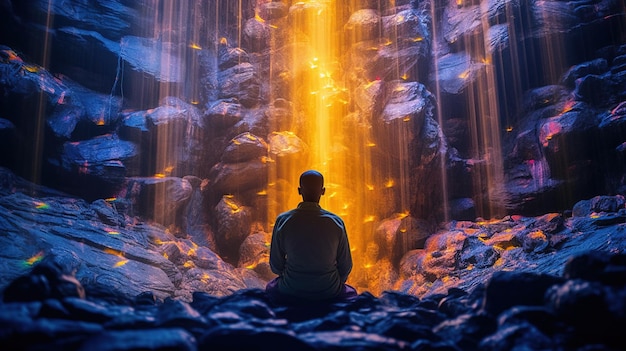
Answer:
xmin=336 ymin=227 xmax=353 ymax=283
xmin=269 ymin=219 xmax=285 ymax=275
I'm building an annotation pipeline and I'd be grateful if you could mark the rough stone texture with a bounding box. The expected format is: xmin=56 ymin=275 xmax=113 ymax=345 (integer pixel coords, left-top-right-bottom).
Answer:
xmin=2 ymin=250 xmax=625 ymax=350
xmin=1 ymin=3 xmax=626 ymax=349
xmin=0 ymin=167 xmax=251 ymax=302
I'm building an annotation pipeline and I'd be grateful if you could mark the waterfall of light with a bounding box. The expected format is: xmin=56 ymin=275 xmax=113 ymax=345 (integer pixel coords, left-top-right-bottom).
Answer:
xmin=435 ymin=0 xmax=505 ymax=219
xmin=138 ymin=0 xmax=205 ymax=226
xmin=267 ymin=0 xmax=378 ymax=292
xmin=473 ymin=2 xmax=505 ymax=219
xmin=429 ymin=2 xmax=451 ymax=224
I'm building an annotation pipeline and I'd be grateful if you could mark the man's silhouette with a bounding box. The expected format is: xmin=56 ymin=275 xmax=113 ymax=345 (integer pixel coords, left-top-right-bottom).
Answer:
xmin=266 ymin=170 xmax=356 ymax=302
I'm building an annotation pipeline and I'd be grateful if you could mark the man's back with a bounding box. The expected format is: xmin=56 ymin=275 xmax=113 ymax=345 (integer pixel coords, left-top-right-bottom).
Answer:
xmin=269 ymin=202 xmax=352 ymax=300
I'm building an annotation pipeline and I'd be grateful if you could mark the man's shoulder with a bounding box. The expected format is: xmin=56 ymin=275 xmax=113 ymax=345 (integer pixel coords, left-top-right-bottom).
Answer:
xmin=319 ymin=209 xmax=346 ymax=224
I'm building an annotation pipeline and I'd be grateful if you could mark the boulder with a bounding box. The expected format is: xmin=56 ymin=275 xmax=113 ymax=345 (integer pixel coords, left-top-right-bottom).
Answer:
xmin=481 ymin=271 xmax=564 ymax=316
xmin=242 ymin=17 xmax=272 ymax=53
xmin=214 ymin=196 xmax=252 ymax=262
xmin=238 ymin=232 xmax=274 ymax=281
xmin=431 ymin=52 xmax=486 ymax=95
xmin=56 ymin=133 xmax=138 ymax=196
xmin=205 ymin=99 xmax=244 ymax=129
xmin=345 ymin=9 xmax=381 ymax=43
xmin=374 ymin=215 xmax=431 ymax=266
xmin=218 ymin=63 xmax=261 ymax=107
xmin=120 ymin=176 xmax=193 ymax=228
xmin=457 ymin=237 xmax=499 ymax=269
xmin=208 ymin=159 xmax=268 ymax=196
xmin=218 ymin=44 xmax=250 ymax=70
xmin=258 ymin=1 xmax=289 ymax=21
xmin=222 ymin=133 xmax=268 ymax=163
xmin=354 ymin=79 xmax=385 ymax=119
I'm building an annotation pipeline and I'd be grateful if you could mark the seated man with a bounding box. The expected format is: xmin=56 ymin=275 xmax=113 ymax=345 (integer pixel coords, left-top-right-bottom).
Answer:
xmin=266 ymin=170 xmax=357 ymax=303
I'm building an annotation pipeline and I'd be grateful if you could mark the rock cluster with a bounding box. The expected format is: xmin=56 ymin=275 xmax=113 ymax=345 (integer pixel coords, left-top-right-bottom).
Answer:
xmin=2 ymin=251 xmax=625 ymax=350
xmin=1 ymin=0 xmax=626 ymax=321
xmin=0 ymin=167 xmax=262 ymax=302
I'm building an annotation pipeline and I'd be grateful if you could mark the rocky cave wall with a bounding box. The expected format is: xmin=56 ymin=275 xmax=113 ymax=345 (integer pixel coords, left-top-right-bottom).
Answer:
xmin=0 ymin=0 xmax=625 ymax=295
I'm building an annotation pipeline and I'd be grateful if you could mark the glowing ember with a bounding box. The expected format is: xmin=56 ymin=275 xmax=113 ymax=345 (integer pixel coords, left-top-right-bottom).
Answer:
xmin=24 ymin=251 xmax=45 ymax=266
xmin=113 ymin=260 xmax=129 ymax=268
xmin=223 ymin=197 xmax=241 ymax=213
xmin=540 ymin=120 xmax=562 ymax=147
xmin=34 ymin=201 xmax=49 ymax=210
xmin=103 ymin=248 xmax=125 ymax=258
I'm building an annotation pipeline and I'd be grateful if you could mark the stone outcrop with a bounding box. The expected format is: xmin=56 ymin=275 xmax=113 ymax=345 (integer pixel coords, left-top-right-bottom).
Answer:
xmin=2 ymin=250 xmax=624 ymax=350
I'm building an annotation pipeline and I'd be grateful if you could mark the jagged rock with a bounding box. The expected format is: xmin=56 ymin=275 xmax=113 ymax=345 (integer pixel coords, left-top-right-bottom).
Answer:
xmin=208 ymin=159 xmax=268 ymax=196
xmin=345 ymin=9 xmax=381 ymax=43
xmin=562 ymin=58 xmax=609 ymax=88
xmin=218 ymin=63 xmax=261 ymax=107
xmin=479 ymin=321 xmax=555 ymax=351
xmin=0 ymin=47 xmax=67 ymax=104
xmin=374 ymin=215 xmax=430 ymax=266
xmin=218 ymin=44 xmax=250 ymax=70
xmin=431 ymin=52 xmax=486 ymax=95
xmin=441 ymin=0 xmax=482 ymax=45
xmin=238 ymin=231 xmax=274 ymax=280
xmin=268 ymin=131 xmax=308 ymax=159
xmin=380 ymin=81 xmax=429 ymax=137
xmin=434 ymin=313 xmax=496 ymax=350
xmin=10 ymin=0 xmax=137 ymax=40
xmin=2 ymin=251 xmax=626 ymax=350
xmin=3 ymin=257 xmax=85 ymax=303
xmin=258 ymin=1 xmax=289 ymax=21
xmin=120 ymin=176 xmax=193 ymax=228
xmin=222 ymin=132 xmax=268 ymax=163
xmin=381 ymin=9 xmax=428 ymax=47
xmin=545 ymin=279 xmax=622 ymax=347
xmin=574 ymin=73 xmax=616 ymax=106
xmin=91 ymin=199 xmax=125 ymax=227
xmin=56 ymin=133 xmax=138 ymax=192
xmin=457 ymin=237 xmax=499 ymax=269
xmin=354 ymin=80 xmax=384 ymax=119
xmin=481 ymin=271 xmax=565 ymax=316
xmin=344 ymin=8 xmax=430 ymax=83
xmin=563 ymin=251 xmax=626 ymax=285
xmin=119 ymin=35 xmax=186 ymax=83
xmin=205 ymin=99 xmax=244 ymax=129
xmin=0 ymin=169 xmax=262 ymax=302
xmin=214 ymin=196 xmax=252 ymax=262
xmin=243 ymin=17 xmax=272 ymax=53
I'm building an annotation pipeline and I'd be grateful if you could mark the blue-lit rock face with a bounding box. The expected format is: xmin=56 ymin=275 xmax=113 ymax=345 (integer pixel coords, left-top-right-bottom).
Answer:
xmin=1 ymin=0 xmax=626 ymax=349
xmin=1 ymin=166 xmax=626 ymax=350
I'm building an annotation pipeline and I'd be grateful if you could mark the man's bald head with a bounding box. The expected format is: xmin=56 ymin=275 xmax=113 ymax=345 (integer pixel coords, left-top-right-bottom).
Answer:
xmin=298 ymin=170 xmax=325 ymax=202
